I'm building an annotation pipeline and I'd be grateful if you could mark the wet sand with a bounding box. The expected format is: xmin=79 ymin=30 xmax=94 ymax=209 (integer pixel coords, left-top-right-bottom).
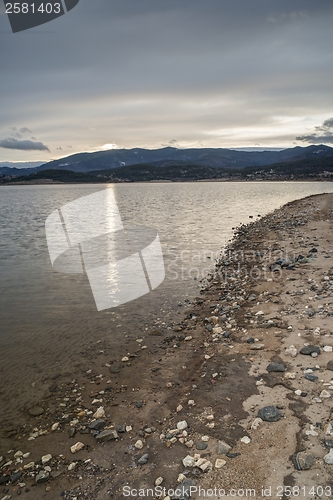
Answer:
xmin=2 ymin=193 xmax=333 ymax=500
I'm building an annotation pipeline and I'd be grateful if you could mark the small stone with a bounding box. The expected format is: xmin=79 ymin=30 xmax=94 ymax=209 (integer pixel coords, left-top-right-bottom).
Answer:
xmin=28 ymin=406 xmax=44 ymax=417
xmin=135 ymin=440 xmax=144 ymax=449
xmin=41 ymin=454 xmax=52 ymax=464
xmin=327 ymin=360 xmax=333 ymax=371
xmin=320 ymin=390 xmax=331 ymax=398
xmin=250 ymin=344 xmax=265 ymax=350
xmin=70 ymin=442 xmax=84 ymax=454
xmin=88 ymin=419 xmax=106 ymax=431
xmin=93 ymin=407 xmax=105 ymax=419
xmin=324 ymin=449 xmax=333 ymax=464
xmin=137 ymin=453 xmax=149 ymax=465
xmin=177 ymin=473 xmax=186 ymax=483
xmin=285 ymin=345 xmax=298 ymax=357
xmin=155 ymin=477 xmax=164 ymax=486
xmin=188 ymin=400 xmax=195 ymax=406
xmin=217 ymin=440 xmax=231 ymax=454
xmin=258 ymin=406 xmax=281 ymax=422
xmin=215 ymin=458 xmax=226 ymax=469
xmin=201 ymin=436 xmax=209 ymax=442
xmin=267 ymin=363 xmax=285 ymax=372
xmin=14 ymin=451 xmax=23 ymax=458
xmin=293 ymin=451 xmax=313 ymax=470
xmin=176 ymin=405 xmax=183 ymax=412
xmin=68 ymin=462 xmax=76 ymax=471
xmin=240 ymin=436 xmax=251 ymax=444
xmin=196 ymin=442 xmax=208 ymax=450
xmin=51 ymin=423 xmax=60 ymax=431
xmin=23 ymin=461 xmax=35 ymax=469
xmin=177 ymin=420 xmax=188 ymax=431
xmin=284 ymin=372 xmax=296 ymax=379
xmin=183 ymin=455 xmax=196 ymax=467
xmin=305 ymin=374 xmax=318 ymax=382
xmin=35 ymin=471 xmax=50 ymax=483
xmin=323 ymin=346 xmax=333 ymax=352
xmin=251 ymin=418 xmax=263 ymax=430
xmin=96 ymin=430 xmax=118 ymax=443
xmin=198 ymin=459 xmax=213 ymax=472
xmin=300 ymin=345 xmax=320 ymax=355
xmin=185 ymin=440 xmax=194 ymax=448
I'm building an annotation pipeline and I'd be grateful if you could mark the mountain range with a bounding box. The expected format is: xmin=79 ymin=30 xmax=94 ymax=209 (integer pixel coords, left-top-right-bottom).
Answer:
xmin=1 ymin=144 xmax=333 ymax=178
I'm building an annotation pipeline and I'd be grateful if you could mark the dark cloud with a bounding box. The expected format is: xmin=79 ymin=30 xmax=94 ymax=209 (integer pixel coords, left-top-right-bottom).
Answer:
xmin=0 ymin=137 xmax=50 ymax=151
xmin=296 ymin=118 xmax=333 ymax=144
xmin=20 ymin=127 xmax=32 ymax=134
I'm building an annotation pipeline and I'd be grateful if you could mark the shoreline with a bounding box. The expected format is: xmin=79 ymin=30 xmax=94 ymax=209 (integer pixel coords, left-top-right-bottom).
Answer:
xmin=2 ymin=193 xmax=333 ymax=498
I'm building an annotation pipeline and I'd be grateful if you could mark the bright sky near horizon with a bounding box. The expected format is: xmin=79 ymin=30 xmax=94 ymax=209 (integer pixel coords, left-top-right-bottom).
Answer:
xmin=1 ymin=0 xmax=333 ymax=162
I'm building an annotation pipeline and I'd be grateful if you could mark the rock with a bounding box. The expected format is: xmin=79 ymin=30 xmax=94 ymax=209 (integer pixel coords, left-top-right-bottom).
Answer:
xmin=135 ymin=440 xmax=144 ymax=449
xmin=93 ymin=407 xmax=105 ymax=419
xmin=182 ymin=455 xmax=196 ymax=467
xmin=323 ymin=346 xmax=333 ymax=352
xmin=300 ymin=345 xmax=320 ymax=355
xmin=285 ymin=345 xmax=298 ymax=357
xmin=250 ymin=344 xmax=265 ymax=350
xmin=136 ymin=401 xmax=143 ymax=408
xmin=137 ymin=453 xmax=149 ymax=465
xmin=293 ymin=451 xmax=314 ymax=470
xmin=258 ymin=406 xmax=281 ymax=422
xmin=240 ymin=436 xmax=251 ymax=444
xmin=320 ymin=390 xmax=331 ymax=398
xmin=324 ymin=439 xmax=333 ymax=449
xmin=177 ymin=473 xmax=186 ymax=483
xmin=10 ymin=472 xmax=22 ymax=483
xmin=155 ymin=477 xmax=164 ymax=486
xmin=217 ymin=440 xmax=231 ymax=454
xmin=305 ymin=374 xmax=318 ymax=382
xmin=88 ymin=419 xmax=106 ymax=431
xmin=196 ymin=442 xmax=208 ymax=450
xmin=68 ymin=462 xmax=76 ymax=471
xmin=171 ymin=479 xmax=196 ymax=500
xmin=70 ymin=442 xmax=85 ymax=453
xmin=267 ymin=363 xmax=285 ymax=372
xmin=177 ymin=420 xmax=188 ymax=431
xmin=28 ymin=406 xmax=44 ymax=416
xmin=41 ymin=454 xmax=52 ymax=464
xmin=201 ymin=435 xmax=209 ymax=442
xmin=324 ymin=449 xmax=333 ymax=464
xmin=35 ymin=471 xmax=50 ymax=483
xmin=96 ymin=430 xmax=118 ymax=443
xmin=215 ymin=459 xmax=226 ymax=469
xmin=251 ymin=418 xmax=263 ymax=430
xmin=327 ymin=360 xmax=333 ymax=371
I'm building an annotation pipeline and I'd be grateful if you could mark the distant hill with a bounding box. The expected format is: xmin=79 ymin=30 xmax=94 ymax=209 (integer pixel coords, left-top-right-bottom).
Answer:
xmin=2 ymin=155 xmax=333 ymax=184
xmin=1 ymin=144 xmax=332 ymax=178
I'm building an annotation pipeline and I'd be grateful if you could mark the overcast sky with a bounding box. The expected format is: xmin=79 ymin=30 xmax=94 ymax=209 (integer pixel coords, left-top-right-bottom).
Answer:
xmin=1 ymin=0 xmax=333 ymax=162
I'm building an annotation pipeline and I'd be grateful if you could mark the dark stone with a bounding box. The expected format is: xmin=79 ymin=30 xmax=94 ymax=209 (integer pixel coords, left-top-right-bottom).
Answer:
xmin=178 ymin=334 xmax=185 ymax=341
xmin=69 ymin=427 xmax=76 ymax=438
xmin=109 ymin=366 xmax=121 ymax=374
xmin=10 ymin=472 xmax=22 ymax=483
xmin=49 ymin=383 xmax=57 ymax=392
xmin=327 ymin=360 xmax=333 ymax=371
xmin=171 ymin=479 xmax=195 ymax=499
xmin=258 ymin=406 xmax=281 ymax=422
xmin=223 ymin=332 xmax=231 ymax=338
xmin=300 ymin=345 xmax=320 ymax=355
xmin=226 ymin=452 xmax=241 ymax=458
xmin=304 ymin=310 xmax=315 ymax=317
xmin=28 ymin=406 xmax=44 ymax=416
xmin=309 ymin=248 xmax=318 ymax=253
xmin=267 ymin=363 xmax=285 ymax=373
xmin=205 ymin=324 xmax=212 ymax=332
xmin=324 ymin=439 xmax=333 ymax=449
xmin=138 ymin=453 xmax=149 ymax=465
xmin=196 ymin=442 xmax=208 ymax=450
xmin=136 ymin=401 xmax=143 ymax=408
xmin=117 ymin=425 xmax=126 ymax=433
xmin=301 ymin=392 xmax=307 ymax=397
xmin=88 ymin=419 xmax=106 ymax=431
xmin=292 ymin=451 xmax=313 ymax=470
xmin=149 ymin=329 xmax=162 ymax=336
xmin=0 ymin=475 xmax=9 ymax=485
xmin=96 ymin=429 xmax=118 ymax=442
xmin=247 ymin=338 xmax=255 ymax=344
xmin=305 ymin=373 xmax=318 ymax=382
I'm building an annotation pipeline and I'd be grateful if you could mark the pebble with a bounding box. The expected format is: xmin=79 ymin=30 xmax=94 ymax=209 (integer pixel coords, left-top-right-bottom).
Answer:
xmin=240 ymin=436 xmax=251 ymax=444
xmin=35 ymin=471 xmax=50 ymax=484
xmin=51 ymin=423 xmax=60 ymax=431
xmin=182 ymin=455 xmax=196 ymax=467
xmin=327 ymin=360 xmax=333 ymax=371
xmin=285 ymin=345 xmax=298 ymax=357
xmin=215 ymin=459 xmax=226 ymax=469
xmin=137 ymin=454 xmax=149 ymax=465
xmin=70 ymin=442 xmax=85 ymax=454
xmin=217 ymin=440 xmax=231 ymax=454
xmin=324 ymin=449 xmax=333 ymax=464
xmin=323 ymin=346 xmax=333 ymax=352
xmin=258 ymin=406 xmax=282 ymax=422
xmin=267 ymin=363 xmax=285 ymax=372
xmin=201 ymin=435 xmax=209 ymax=442
xmin=320 ymin=390 xmax=331 ymax=398
xmin=285 ymin=372 xmax=296 ymax=379
xmin=93 ymin=407 xmax=105 ymax=419
xmin=185 ymin=440 xmax=194 ymax=448
xmin=251 ymin=418 xmax=263 ymax=430
xmin=300 ymin=345 xmax=320 ymax=355
xmin=155 ymin=477 xmax=164 ymax=486
xmin=28 ymin=406 xmax=44 ymax=416
xmin=305 ymin=374 xmax=318 ymax=382
xmin=196 ymin=442 xmax=208 ymax=450
xmin=177 ymin=421 xmax=188 ymax=431
xmin=96 ymin=430 xmax=118 ymax=442
xmin=250 ymin=344 xmax=265 ymax=350
xmin=293 ymin=451 xmax=313 ymax=470
xmin=135 ymin=440 xmax=144 ymax=449
xmin=68 ymin=462 xmax=76 ymax=471
xmin=41 ymin=454 xmax=52 ymax=464
xmin=89 ymin=419 xmax=106 ymax=431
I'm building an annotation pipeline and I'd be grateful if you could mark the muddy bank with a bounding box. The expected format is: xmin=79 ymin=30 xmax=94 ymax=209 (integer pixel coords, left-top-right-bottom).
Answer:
xmin=2 ymin=193 xmax=333 ymax=500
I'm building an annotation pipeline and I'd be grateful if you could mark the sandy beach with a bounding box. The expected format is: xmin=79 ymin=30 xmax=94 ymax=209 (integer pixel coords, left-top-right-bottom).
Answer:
xmin=2 ymin=192 xmax=333 ymax=500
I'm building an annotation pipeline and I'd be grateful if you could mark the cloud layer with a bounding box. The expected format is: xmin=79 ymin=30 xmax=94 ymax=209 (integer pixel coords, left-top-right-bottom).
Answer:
xmin=0 ymin=137 xmax=50 ymax=151
xmin=296 ymin=118 xmax=333 ymax=144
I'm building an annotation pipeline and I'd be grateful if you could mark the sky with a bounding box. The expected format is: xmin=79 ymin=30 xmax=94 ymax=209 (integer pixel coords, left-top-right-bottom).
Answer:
xmin=1 ymin=0 xmax=333 ymax=163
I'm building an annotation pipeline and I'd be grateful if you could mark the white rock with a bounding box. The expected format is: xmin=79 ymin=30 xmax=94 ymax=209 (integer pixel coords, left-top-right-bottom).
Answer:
xmin=155 ymin=477 xmax=164 ymax=486
xmin=176 ymin=405 xmax=183 ymax=412
xmin=70 ymin=442 xmax=84 ymax=454
xmin=122 ymin=356 xmax=129 ymax=362
xmin=201 ymin=436 xmax=209 ymax=442
xmin=251 ymin=418 xmax=263 ymax=430
xmin=68 ymin=462 xmax=76 ymax=471
xmin=177 ymin=420 xmax=188 ymax=431
xmin=188 ymin=400 xmax=195 ymax=406
xmin=240 ymin=436 xmax=251 ymax=444
xmin=182 ymin=455 xmax=196 ymax=467
xmin=41 ymin=454 xmax=52 ymax=464
xmin=320 ymin=390 xmax=331 ymax=399
xmin=295 ymin=390 xmax=302 ymax=396
xmin=93 ymin=407 xmax=105 ymax=419
xmin=177 ymin=473 xmax=186 ymax=483
xmin=255 ymin=311 xmax=264 ymax=316
xmin=324 ymin=423 xmax=332 ymax=435
xmin=324 ymin=449 xmax=333 ymax=464
xmin=323 ymin=346 xmax=333 ymax=352
xmin=286 ymin=345 xmax=298 ymax=357
xmin=215 ymin=458 xmax=226 ymax=469
xmin=284 ymin=372 xmax=296 ymax=379
xmin=51 ymin=423 xmax=60 ymax=431
xmin=199 ymin=460 xmax=213 ymax=472
xmin=126 ymin=426 xmax=132 ymax=432
xmin=185 ymin=440 xmax=194 ymax=448
xmin=134 ymin=440 xmax=144 ymax=449
xmin=185 ymin=336 xmax=192 ymax=341
xmin=23 ymin=462 xmax=35 ymax=469
xmin=206 ymin=415 xmax=214 ymax=420
xmin=14 ymin=451 xmax=23 ymax=458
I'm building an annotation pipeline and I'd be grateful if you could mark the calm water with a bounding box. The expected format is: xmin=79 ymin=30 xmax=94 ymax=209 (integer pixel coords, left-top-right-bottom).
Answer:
xmin=1 ymin=181 xmax=333 ymax=420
